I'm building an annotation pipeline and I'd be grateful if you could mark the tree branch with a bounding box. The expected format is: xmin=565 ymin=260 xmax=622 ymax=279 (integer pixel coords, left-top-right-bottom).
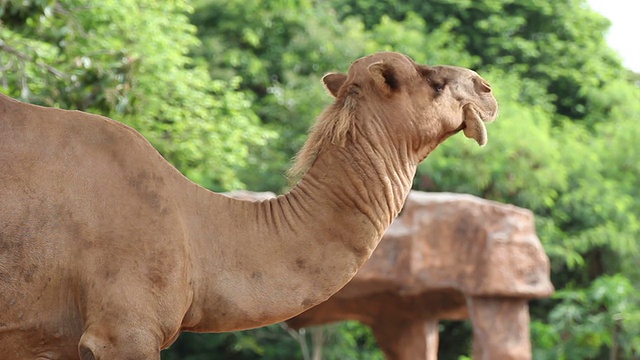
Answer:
xmin=280 ymin=323 xmax=311 ymax=360
xmin=0 ymin=40 xmax=67 ymax=78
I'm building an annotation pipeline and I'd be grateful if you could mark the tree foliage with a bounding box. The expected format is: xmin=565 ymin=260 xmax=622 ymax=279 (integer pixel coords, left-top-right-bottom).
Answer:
xmin=0 ymin=0 xmax=273 ymax=190
xmin=2 ymin=0 xmax=639 ymax=359
xmin=329 ymin=0 xmax=625 ymax=120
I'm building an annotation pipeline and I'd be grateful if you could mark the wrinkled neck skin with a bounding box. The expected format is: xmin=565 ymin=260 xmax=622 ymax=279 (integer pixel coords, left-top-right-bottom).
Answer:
xmin=180 ymin=111 xmax=421 ymax=333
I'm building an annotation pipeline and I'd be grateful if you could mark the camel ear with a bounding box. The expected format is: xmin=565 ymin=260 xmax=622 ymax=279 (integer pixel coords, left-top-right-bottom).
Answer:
xmin=322 ymin=73 xmax=348 ymax=97
xmin=367 ymin=61 xmax=399 ymax=93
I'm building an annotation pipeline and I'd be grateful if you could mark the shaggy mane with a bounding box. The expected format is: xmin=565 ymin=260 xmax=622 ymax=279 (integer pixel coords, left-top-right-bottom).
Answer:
xmin=287 ymin=99 xmax=357 ymax=181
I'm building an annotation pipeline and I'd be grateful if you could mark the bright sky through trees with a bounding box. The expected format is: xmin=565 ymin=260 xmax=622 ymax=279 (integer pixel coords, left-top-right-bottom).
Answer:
xmin=589 ymin=0 xmax=640 ymax=72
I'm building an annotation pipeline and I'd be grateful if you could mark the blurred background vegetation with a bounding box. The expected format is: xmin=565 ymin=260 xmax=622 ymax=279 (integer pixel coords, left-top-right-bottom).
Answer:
xmin=1 ymin=0 xmax=639 ymax=358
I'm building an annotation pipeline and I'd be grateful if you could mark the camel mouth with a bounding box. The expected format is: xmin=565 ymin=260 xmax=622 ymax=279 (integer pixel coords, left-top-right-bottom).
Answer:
xmin=471 ymin=104 xmax=497 ymax=124
xmin=480 ymin=109 xmax=498 ymax=123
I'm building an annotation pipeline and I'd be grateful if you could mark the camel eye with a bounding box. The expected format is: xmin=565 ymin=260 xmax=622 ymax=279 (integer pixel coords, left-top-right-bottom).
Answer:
xmin=418 ymin=66 xmax=446 ymax=94
xmin=431 ymin=81 xmax=446 ymax=94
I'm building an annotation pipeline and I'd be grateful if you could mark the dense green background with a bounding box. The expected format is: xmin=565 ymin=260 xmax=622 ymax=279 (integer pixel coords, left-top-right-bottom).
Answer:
xmin=1 ymin=0 xmax=639 ymax=358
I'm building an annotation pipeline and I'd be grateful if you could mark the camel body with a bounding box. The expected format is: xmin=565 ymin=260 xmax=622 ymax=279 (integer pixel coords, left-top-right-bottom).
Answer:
xmin=0 ymin=52 xmax=497 ymax=359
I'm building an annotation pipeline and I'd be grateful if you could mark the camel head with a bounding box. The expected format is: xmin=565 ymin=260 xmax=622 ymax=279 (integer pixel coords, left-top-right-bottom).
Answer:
xmin=322 ymin=52 xmax=498 ymax=151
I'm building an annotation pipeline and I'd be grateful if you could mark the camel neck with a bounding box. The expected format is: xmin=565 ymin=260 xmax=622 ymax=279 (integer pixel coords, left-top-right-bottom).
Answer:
xmin=295 ymin=137 xmax=416 ymax=236
xmin=179 ymin=137 xmax=417 ymax=333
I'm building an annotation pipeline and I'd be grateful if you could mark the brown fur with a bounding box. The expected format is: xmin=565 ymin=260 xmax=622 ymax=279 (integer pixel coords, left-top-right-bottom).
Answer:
xmin=288 ymin=95 xmax=357 ymax=180
xmin=0 ymin=52 xmax=497 ymax=359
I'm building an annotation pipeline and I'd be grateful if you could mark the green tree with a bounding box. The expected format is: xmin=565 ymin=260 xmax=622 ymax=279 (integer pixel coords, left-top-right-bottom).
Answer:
xmin=329 ymin=0 xmax=624 ymax=120
xmin=533 ymin=275 xmax=640 ymax=359
xmin=189 ymin=0 xmax=482 ymax=191
xmin=0 ymin=0 xmax=273 ymax=190
xmin=189 ymin=0 xmax=369 ymax=190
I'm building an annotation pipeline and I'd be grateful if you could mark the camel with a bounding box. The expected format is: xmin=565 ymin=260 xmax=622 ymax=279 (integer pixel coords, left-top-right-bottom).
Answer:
xmin=0 ymin=52 xmax=497 ymax=359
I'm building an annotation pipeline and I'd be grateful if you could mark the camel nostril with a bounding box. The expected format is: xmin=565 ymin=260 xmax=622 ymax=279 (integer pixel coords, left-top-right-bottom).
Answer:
xmin=79 ymin=345 xmax=96 ymax=360
xmin=474 ymin=77 xmax=492 ymax=93
xmin=480 ymin=80 xmax=491 ymax=93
